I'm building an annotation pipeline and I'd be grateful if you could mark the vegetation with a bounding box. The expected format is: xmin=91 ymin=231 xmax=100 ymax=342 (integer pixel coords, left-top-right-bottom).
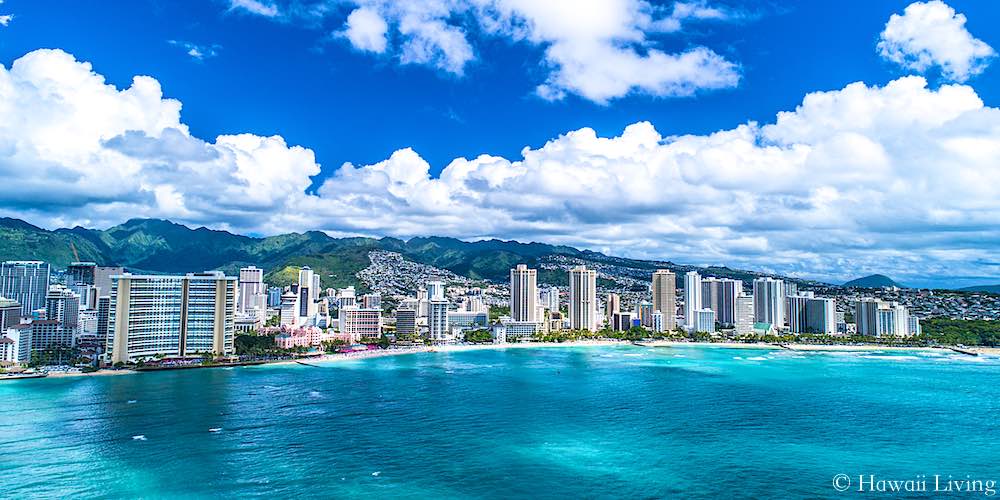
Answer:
xmin=29 ymin=346 xmax=82 ymax=367
xmin=920 ymin=318 xmax=1000 ymax=346
xmin=489 ymin=306 xmax=510 ymax=322
xmin=322 ymin=338 xmax=348 ymax=353
xmin=464 ymin=329 xmax=493 ymax=343
xmin=234 ymin=334 xmax=278 ymax=355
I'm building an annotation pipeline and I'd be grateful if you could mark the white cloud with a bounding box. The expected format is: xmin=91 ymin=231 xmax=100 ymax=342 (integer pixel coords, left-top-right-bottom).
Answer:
xmin=321 ymin=0 xmax=740 ymax=101
xmin=878 ymin=0 xmax=995 ymax=82
xmin=229 ymin=0 xmax=279 ymax=17
xmin=168 ymin=40 xmax=221 ymax=60
xmin=340 ymin=7 xmax=388 ymax=53
xmin=3 ymin=49 xmax=1000 ymax=286
xmin=0 ymin=14 xmax=12 ymax=27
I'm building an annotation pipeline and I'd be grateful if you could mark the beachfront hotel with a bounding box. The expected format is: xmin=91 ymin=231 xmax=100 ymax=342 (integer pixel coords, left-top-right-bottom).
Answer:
xmin=105 ymin=272 xmax=237 ymax=363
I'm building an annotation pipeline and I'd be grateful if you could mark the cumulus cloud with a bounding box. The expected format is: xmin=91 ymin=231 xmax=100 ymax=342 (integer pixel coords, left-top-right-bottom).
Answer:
xmin=240 ymin=0 xmax=741 ymax=102
xmin=878 ymin=0 xmax=995 ymax=82
xmin=3 ymin=49 xmax=1000 ymax=287
xmin=340 ymin=7 xmax=388 ymax=53
xmin=0 ymin=14 xmax=12 ymax=27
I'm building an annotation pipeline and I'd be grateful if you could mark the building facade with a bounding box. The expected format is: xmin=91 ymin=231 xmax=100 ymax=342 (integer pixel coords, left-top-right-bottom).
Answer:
xmin=510 ymin=264 xmax=538 ymax=323
xmin=568 ymin=266 xmax=597 ymax=331
xmin=684 ymin=271 xmax=702 ymax=330
xmin=651 ymin=269 xmax=677 ymax=331
xmin=752 ymin=278 xmax=785 ymax=328
xmin=106 ymin=272 xmax=236 ymax=363
xmin=1 ymin=261 xmax=51 ymax=316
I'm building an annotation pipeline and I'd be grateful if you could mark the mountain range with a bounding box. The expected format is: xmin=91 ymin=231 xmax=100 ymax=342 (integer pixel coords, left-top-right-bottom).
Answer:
xmin=0 ymin=217 xmax=823 ymax=291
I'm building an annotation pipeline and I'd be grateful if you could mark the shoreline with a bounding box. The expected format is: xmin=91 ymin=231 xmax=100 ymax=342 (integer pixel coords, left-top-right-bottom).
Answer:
xmin=14 ymin=340 xmax=993 ymax=379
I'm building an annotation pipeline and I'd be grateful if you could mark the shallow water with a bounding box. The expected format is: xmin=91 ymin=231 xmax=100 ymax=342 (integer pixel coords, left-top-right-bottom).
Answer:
xmin=2 ymin=345 xmax=999 ymax=499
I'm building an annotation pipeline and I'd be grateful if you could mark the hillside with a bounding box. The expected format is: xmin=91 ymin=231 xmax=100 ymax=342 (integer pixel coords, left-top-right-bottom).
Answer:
xmin=0 ymin=217 xmax=825 ymax=291
xmin=958 ymin=285 xmax=1000 ymax=294
xmin=843 ymin=274 xmax=902 ymax=288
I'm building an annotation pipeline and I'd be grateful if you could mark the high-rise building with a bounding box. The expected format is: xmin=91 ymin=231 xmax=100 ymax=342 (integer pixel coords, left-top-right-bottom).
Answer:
xmin=67 ymin=262 xmax=97 ymax=287
xmin=636 ymin=301 xmax=654 ymax=328
xmin=651 ymin=269 xmax=677 ymax=331
xmin=340 ymin=307 xmax=382 ymax=342
xmin=694 ymin=308 xmax=716 ymax=333
xmin=611 ymin=311 xmax=633 ymax=331
xmin=0 ymin=297 xmax=21 ymax=330
xmin=96 ymin=296 xmax=111 ymax=352
xmin=426 ymin=281 xmax=446 ymax=301
xmin=651 ymin=311 xmax=664 ymax=333
xmin=684 ymin=271 xmax=702 ymax=330
xmin=568 ymin=266 xmax=597 ymax=331
xmin=238 ymin=266 xmax=267 ymax=322
xmin=907 ymin=315 xmax=922 ymax=336
xmin=543 ymin=286 xmax=560 ymax=312
xmin=734 ymin=296 xmax=754 ymax=335
xmin=701 ymin=278 xmax=741 ymax=326
xmin=267 ymin=286 xmax=283 ymax=308
xmin=605 ymin=293 xmax=620 ymax=325
xmin=396 ymin=309 xmax=417 ymax=337
xmin=106 ymin=272 xmax=236 ymax=363
xmin=428 ymin=298 xmax=449 ymax=341
xmin=854 ymin=299 xmax=912 ymax=337
xmin=1 ymin=261 xmax=50 ymax=316
xmin=509 ymin=265 xmax=538 ymax=323
xmin=298 ymin=267 xmax=317 ymax=320
xmin=94 ymin=266 xmax=125 ymax=297
xmin=312 ymin=274 xmax=321 ymax=301
xmin=362 ymin=293 xmax=382 ymax=310
xmin=854 ymin=298 xmax=883 ymax=336
xmin=279 ymin=291 xmax=299 ymax=327
xmin=45 ymin=285 xmax=80 ymax=329
xmin=786 ymin=293 xmax=836 ymax=334
xmin=752 ymin=278 xmax=785 ymax=327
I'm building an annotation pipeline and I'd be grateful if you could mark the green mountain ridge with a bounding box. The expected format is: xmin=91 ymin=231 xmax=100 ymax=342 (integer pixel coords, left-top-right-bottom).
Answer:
xmin=843 ymin=274 xmax=902 ymax=289
xmin=0 ymin=217 xmax=824 ymax=291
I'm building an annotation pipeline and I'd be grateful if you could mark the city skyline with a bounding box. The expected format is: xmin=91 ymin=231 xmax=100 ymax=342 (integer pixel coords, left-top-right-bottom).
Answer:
xmin=1 ymin=1 xmax=999 ymax=288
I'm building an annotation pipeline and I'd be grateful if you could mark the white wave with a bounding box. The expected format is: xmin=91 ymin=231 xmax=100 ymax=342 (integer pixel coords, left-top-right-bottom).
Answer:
xmin=132 ymin=435 xmax=147 ymax=441
xmin=746 ymin=356 xmax=769 ymax=361
xmin=372 ymin=471 xmax=381 ymax=476
xmin=209 ymin=428 xmax=222 ymax=433
xmin=127 ymin=400 xmax=137 ymax=404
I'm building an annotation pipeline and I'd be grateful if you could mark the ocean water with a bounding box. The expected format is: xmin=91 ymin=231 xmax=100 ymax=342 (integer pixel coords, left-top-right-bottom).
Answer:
xmin=3 ymin=345 xmax=1000 ymax=499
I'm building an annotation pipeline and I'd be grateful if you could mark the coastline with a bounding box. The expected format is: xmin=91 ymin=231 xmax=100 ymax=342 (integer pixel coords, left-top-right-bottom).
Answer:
xmin=15 ymin=340 xmax=992 ymax=379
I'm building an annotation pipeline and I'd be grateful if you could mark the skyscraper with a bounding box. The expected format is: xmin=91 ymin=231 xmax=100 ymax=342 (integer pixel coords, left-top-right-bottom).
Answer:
xmin=605 ymin=293 xmax=620 ymax=324
xmin=67 ymin=262 xmax=97 ymax=287
xmin=106 ymin=272 xmax=236 ymax=363
xmin=684 ymin=271 xmax=702 ymax=330
xmin=1 ymin=261 xmax=50 ymax=316
xmin=651 ymin=269 xmax=677 ymax=331
xmin=298 ymin=267 xmax=317 ymax=320
xmin=428 ymin=298 xmax=449 ymax=341
xmin=752 ymin=278 xmax=785 ymax=327
xmin=238 ymin=266 xmax=267 ymax=322
xmin=509 ymin=264 xmax=538 ymax=323
xmin=786 ymin=292 xmax=836 ymax=334
xmin=568 ymin=266 xmax=597 ymax=331
xmin=94 ymin=266 xmax=125 ymax=297
xmin=426 ymin=281 xmax=446 ymax=301
xmin=734 ymin=296 xmax=754 ymax=335
xmin=701 ymin=278 xmax=741 ymax=326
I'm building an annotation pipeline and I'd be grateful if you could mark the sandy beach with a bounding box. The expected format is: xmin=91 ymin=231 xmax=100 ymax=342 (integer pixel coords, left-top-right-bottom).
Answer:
xmin=16 ymin=340 xmax=991 ymax=379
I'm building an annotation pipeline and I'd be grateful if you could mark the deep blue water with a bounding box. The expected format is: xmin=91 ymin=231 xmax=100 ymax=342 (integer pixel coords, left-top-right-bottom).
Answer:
xmin=3 ymin=345 xmax=1000 ymax=499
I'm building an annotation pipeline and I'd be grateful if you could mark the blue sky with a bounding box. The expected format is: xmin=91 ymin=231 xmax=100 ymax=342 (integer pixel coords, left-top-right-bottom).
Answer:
xmin=1 ymin=0 xmax=999 ymax=288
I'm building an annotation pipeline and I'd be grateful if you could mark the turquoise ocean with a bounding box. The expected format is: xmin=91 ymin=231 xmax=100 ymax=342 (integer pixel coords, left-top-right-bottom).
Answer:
xmin=2 ymin=345 xmax=1000 ymax=499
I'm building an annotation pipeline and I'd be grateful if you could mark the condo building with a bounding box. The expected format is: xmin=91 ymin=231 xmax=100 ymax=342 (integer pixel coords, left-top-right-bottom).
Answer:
xmin=651 ymin=269 xmax=677 ymax=330
xmin=752 ymin=278 xmax=785 ymax=328
xmin=106 ymin=272 xmax=236 ymax=363
xmin=786 ymin=293 xmax=837 ymax=335
xmin=568 ymin=266 xmax=598 ymax=331
xmin=684 ymin=271 xmax=702 ymax=330
xmin=238 ymin=266 xmax=267 ymax=322
xmin=0 ymin=261 xmax=51 ymax=316
xmin=509 ymin=265 xmax=538 ymax=323
xmin=701 ymin=278 xmax=741 ymax=326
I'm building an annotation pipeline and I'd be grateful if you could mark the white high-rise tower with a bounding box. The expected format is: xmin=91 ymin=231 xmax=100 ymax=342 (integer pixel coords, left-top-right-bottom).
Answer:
xmin=684 ymin=271 xmax=702 ymax=330
xmin=509 ymin=264 xmax=538 ymax=323
xmin=568 ymin=266 xmax=597 ymax=331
